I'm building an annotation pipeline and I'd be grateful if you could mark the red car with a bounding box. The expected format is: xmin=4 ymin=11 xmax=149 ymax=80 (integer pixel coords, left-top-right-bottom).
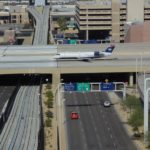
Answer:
xmin=71 ymin=112 xmax=79 ymax=120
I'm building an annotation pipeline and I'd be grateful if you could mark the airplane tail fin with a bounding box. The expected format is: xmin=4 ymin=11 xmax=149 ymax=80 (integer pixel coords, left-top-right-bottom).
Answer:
xmin=104 ymin=45 xmax=115 ymax=53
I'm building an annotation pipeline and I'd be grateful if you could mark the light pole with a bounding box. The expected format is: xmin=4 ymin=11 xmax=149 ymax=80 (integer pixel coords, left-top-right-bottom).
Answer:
xmin=144 ymin=77 xmax=150 ymax=143
xmin=140 ymin=53 xmax=143 ymax=73
xmin=136 ymin=57 xmax=138 ymax=97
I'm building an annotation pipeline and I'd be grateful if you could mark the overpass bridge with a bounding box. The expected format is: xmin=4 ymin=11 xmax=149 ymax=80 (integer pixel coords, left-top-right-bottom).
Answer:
xmin=27 ymin=6 xmax=50 ymax=45
xmin=0 ymin=43 xmax=150 ymax=89
xmin=1 ymin=1 xmax=150 ymax=90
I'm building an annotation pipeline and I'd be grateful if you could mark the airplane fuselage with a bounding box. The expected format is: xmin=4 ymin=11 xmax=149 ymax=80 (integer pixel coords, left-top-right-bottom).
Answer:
xmin=53 ymin=45 xmax=115 ymax=61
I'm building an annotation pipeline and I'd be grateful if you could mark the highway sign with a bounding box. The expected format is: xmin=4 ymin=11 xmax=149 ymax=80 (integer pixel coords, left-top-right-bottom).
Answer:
xmin=100 ymin=82 xmax=115 ymax=91
xmin=69 ymin=40 xmax=77 ymax=44
xmin=76 ymin=83 xmax=90 ymax=91
xmin=64 ymin=83 xmax=76 ymax=91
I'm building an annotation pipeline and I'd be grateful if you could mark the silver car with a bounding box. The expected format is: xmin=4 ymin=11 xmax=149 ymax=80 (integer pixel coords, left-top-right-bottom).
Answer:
xmin=103 ymin=101 xmax=111 ymax=107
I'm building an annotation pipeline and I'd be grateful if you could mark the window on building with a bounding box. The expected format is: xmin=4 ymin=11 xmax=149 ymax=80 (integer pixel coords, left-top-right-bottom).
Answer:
xmin=20 ymin=15 xmax=22 ymax=23
xmin=12 ymin=20 xmax=16 ymax=23
xmin=11 ymin=15 xmax=16 ymax=19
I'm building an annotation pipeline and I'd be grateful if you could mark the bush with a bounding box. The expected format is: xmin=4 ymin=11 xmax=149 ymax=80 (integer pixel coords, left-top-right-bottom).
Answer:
xmin=44 ymin=100 xmax=53 ymax=108
xmin=46 ymin=110 xmax=53 ymax=118
xmin=45 ymin=119 xmax=52 ymax=127
xmin=46 ymin=91 xmax=53 ymax=100
xmin=47 ymin=101 xmax=53 ymax=108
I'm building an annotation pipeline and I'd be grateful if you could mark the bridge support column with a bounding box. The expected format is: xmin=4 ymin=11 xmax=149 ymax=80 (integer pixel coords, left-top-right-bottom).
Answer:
xmin=129 ymin=73 xmax=134 ymax=87
xmin=86 ymin=30 xmax=89 ymax=40
xmin=52 ymin=70 xmax=60 ymax=92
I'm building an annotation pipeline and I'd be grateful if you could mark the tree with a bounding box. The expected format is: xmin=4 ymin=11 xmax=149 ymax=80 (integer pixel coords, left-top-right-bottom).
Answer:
xmin=57 ymin=17 xmax=67 ymax=31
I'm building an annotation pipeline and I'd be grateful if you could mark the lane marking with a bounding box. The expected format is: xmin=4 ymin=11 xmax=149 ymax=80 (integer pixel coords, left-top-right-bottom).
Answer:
xmin=110 ymin=134 xmax=113 ymax=139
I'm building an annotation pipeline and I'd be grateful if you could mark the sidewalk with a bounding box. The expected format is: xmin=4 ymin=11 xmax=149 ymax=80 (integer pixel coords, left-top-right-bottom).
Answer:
xmin=108 ymin=91 xmax=146 ymax=150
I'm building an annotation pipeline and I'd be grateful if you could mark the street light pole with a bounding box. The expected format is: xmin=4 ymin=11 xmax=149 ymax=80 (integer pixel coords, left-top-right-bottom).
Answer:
xmin=140 ymin=53 xmax=143 ymax=73
xmin=136 ymin=57 xmax=138 ymax=97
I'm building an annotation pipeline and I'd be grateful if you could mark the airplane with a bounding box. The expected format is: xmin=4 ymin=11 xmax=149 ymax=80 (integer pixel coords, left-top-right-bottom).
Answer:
xmin=53 ymin=44 xmax=115 ymax=62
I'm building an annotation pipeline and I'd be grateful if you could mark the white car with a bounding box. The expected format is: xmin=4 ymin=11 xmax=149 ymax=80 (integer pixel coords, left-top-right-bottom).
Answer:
xmin=103 ymin=101 xmax=111 ymax=107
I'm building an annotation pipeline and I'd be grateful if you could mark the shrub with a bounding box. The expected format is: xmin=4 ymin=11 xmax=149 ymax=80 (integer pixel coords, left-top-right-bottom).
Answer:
xmin=47 ymin=101 xmax=53 ymax=108
xmin=46 ymin=110 xmax=53 ymax=118
xmin=46 ymin=91 xmax=53 ymax=100
xmin=45 ymin=119 xmax=52 ymax=127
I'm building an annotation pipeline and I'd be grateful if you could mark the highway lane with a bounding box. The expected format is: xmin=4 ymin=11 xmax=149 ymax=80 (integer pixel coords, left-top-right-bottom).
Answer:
xmin=0 ymin=62 xmax=57 ymax=69
xmin=0 ymin=55 xmax=149 ymax=63
xmin=65 ymin=92 xmax=137 ymax=150
xmin=58 ymin=57 xmax=150 ymax=67
xmin=65 ymin=92 xmax=89 ymax=150
xmin=0 ymin=85 xmax=40 ymax=150
xmin=0 ymin=55 xmax=149 ymax=68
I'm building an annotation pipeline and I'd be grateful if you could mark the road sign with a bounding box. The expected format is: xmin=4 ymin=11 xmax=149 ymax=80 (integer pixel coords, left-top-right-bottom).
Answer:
xmin=69 ymin=39 xmax=77 ymax=44
xmin=64 ymin=83 xmax=76 ymax=91
xmin=83 ymin=83 xmax=90 ymax=91
xmin=100 ymin=82 xmax=115 ymax=91
xmin=76 ymin=83 xmax=82 ymax=91
xmin=76 ymin=83 xmax=90 ymax=91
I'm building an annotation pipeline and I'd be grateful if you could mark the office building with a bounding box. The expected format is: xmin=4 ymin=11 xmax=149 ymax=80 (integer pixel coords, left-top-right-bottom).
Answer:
xmin=75 ymin=0 xmax=150 ymax=42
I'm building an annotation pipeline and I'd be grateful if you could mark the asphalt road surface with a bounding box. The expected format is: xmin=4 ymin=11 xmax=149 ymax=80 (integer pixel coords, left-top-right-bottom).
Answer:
xmin=0 ymin=85 xmax=40 ymax=150
xmin=0 ymin=86 xmax=16 ymax=114
xmin=65 ymin=92 xmax=137 ymax=150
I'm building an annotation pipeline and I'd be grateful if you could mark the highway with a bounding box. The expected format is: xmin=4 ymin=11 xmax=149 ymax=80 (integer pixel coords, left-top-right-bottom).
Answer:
xmin=0 ymin=85 xmax=40 ymax=150
xmin=65 ymin=92 xmax=137 ymax=150
xmin=27 ymin=6 xmax=50 ymax=45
